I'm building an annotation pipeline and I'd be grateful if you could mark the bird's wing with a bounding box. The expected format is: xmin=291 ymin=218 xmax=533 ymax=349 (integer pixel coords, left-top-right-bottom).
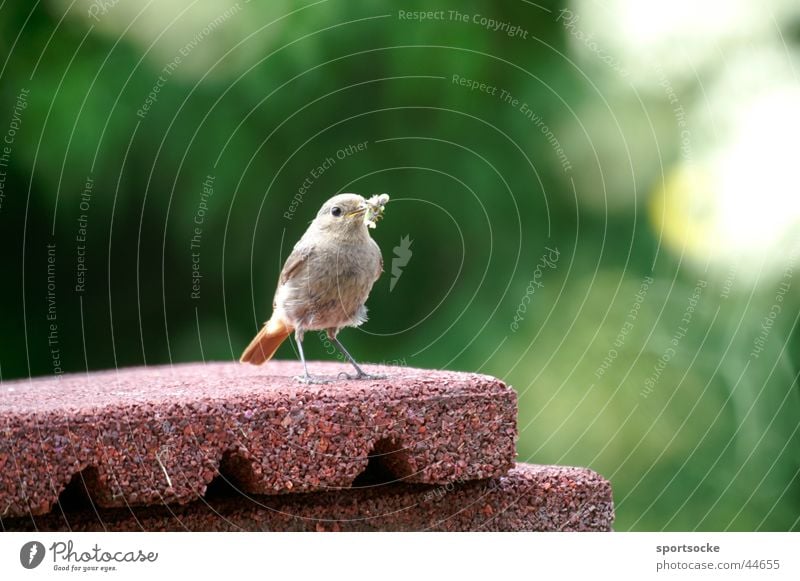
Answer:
xmin=272 ymin=243 xmax=314 ymax=308
xmin=280 ymin=244 xmax=313 ymax=284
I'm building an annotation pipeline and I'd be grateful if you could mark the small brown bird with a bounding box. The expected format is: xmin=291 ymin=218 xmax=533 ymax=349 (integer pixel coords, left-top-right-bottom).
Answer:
xmin=240 ymin=193 xmax=388 ymax=382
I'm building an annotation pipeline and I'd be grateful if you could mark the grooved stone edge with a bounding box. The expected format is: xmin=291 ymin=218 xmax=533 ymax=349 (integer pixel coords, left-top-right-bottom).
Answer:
xmin=0 ymin=361 xmax=517 ymax=518
xmin=2 ymin=463 xmax=614 ymax=532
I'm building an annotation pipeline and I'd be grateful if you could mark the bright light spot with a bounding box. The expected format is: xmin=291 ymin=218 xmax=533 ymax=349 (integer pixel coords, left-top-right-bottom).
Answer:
xmin=713 ymin=89 xmax=800 ymax=251
xmin=652 ymin=85 xmax=800 ymax=277
xmin=620 ymin=0 xmax=750 ymax=54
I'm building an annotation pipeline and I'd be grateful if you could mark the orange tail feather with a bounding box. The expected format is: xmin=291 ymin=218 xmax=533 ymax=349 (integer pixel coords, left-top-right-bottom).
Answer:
xmin=240 ymin=316 xmax=293 ymax=365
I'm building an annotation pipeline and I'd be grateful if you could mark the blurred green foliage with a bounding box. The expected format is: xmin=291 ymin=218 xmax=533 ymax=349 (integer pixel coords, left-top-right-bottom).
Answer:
xmin=0 ymin=0 xmax=798 ymax=531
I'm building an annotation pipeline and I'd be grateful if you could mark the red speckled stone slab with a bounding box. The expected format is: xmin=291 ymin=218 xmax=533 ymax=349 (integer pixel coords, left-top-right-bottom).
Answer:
xmin=2 ymin=464 xmax=613 ymax=532
xmin=0 ymin=362 xmax=516 ymax=518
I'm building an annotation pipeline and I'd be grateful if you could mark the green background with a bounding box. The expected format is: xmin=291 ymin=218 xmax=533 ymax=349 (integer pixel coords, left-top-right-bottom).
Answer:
xmin=1 ymin=0 xmax=798 ymax=531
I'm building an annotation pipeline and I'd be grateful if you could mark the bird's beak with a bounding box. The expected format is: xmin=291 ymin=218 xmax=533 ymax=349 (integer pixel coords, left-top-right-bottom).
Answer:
xmin=346 ymin=204 xmax=368 ymax=219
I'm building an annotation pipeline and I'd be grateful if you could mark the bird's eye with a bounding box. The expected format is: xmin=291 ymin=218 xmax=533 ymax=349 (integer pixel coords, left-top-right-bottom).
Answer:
xmin=330 ymin=206 xmax=343 ymax=217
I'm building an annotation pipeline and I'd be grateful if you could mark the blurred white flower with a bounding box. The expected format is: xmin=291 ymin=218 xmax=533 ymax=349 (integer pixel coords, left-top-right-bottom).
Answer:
xmin=52 ymin=0 xmax=289 ymax=79
xmin=567 ymin=0 xmax=800 ymax=88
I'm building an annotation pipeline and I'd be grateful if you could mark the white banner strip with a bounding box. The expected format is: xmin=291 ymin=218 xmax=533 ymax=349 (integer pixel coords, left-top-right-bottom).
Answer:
xmin=1 ymin=532 xmax=797 ymax=580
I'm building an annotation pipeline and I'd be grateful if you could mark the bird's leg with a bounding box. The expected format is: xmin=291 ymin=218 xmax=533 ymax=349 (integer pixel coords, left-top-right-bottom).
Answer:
xmin=328 ymin=330 xmax=386 ymax=380
xmin=293 ymin=329 xmax=329 ymax=384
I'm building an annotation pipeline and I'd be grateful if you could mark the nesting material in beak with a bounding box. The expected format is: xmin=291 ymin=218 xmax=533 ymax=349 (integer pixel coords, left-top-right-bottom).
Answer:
xmin=363 ymin=193 xmax=389 ymax=228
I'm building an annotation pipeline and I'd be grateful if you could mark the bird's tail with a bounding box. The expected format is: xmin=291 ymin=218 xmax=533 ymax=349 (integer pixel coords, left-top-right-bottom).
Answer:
xmin=239 ymin=316 xmax=293 ymax=365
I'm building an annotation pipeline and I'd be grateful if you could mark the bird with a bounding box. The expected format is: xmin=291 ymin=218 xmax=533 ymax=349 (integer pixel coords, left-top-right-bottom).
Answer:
xmin=240 ymin=193 xmax=388 ymax=383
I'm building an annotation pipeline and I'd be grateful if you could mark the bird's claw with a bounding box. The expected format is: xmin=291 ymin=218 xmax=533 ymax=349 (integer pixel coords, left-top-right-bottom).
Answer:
xmin=293 ymin=375 xmax=331 ymax=384
xmin=337 ymin=371 xmax=387 ymax=381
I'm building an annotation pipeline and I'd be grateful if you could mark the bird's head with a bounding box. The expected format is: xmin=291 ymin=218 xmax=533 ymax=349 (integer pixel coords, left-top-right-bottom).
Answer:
xmin=312 ymin=193 xmax=371 ymax=237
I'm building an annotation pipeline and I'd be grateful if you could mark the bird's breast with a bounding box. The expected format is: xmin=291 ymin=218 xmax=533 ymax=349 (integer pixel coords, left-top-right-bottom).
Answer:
xmin=276 ymin=237 xmax=381 ymax=330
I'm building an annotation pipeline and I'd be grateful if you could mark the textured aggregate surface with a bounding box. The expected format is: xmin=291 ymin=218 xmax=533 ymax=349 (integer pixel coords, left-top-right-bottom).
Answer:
xmin=2 ymin=463 xmax=614 ymax=532
xmin=0 ymin=361 xmax=517 ymax=518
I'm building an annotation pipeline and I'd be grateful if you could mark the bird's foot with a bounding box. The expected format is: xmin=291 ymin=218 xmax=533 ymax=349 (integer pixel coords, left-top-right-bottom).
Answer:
xmin=293 ymin=375 xmax=332 ymax=384
xmin=337 ymin=370 xmax=387 ymax=381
